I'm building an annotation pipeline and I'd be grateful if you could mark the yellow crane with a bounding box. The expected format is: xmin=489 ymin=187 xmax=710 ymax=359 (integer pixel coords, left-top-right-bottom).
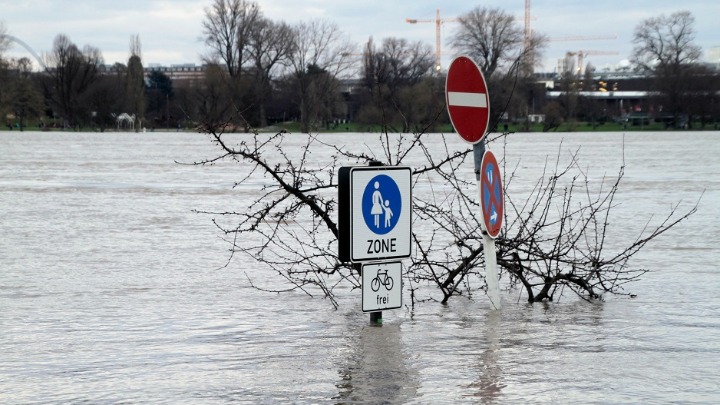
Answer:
xmin=405 ymin=9 xmax=457 ymax=72
xmin=525 ymin=0 xmax=617 ymax=73
xmin=525 ymin=0 xmax=617 ymax=44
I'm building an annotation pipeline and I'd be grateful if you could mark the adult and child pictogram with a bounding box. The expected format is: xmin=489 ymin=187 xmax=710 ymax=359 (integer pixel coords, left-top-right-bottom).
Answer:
xmin=338 ymin=166 xmax=411 ymax=263
xmin=362 ymin=174 xmax=402 ymax=235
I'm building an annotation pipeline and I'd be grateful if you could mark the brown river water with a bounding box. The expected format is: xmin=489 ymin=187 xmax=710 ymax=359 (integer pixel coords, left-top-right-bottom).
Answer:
xmin=1 ymin=131 xmax=718 ymax=404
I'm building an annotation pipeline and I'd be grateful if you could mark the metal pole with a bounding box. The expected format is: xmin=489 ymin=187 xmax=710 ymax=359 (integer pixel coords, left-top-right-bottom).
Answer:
xmin=482 ymin=234 xmax=501 ymax=310
xmin=473 ymin=142 xmax=501 ymax=310
xmin=472 ymin=141 xmax=485 ymax=173
xmin=368 ymin=160 xmax=383 ymax=324
xmin=356 ymin=262 xmax=382 ymax=324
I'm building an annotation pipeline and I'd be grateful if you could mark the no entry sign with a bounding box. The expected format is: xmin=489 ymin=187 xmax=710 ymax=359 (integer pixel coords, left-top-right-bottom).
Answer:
xmin=445 ymin=56 xmax=490 ymax=144
xmin=480 ymin=149 xmax=503 ymax=238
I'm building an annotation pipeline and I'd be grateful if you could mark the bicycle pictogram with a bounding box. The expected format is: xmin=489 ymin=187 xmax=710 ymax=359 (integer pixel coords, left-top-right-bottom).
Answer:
xmin=370 ymin=268 xmax=394 ymax=292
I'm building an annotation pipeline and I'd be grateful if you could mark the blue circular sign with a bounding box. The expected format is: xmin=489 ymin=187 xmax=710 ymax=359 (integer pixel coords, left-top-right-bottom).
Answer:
xmin=480 ymin=150 xmax=503 ymax=238
xmin=361 ymin=174 xmax=402 ymax=235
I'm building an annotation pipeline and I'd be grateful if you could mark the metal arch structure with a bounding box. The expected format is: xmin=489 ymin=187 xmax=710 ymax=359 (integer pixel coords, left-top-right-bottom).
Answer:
xmin=1 ymin=34 xmax=47 ymax=70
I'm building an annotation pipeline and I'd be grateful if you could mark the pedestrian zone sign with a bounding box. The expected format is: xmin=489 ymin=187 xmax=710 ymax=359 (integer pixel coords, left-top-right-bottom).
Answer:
xmin=338 ymin=166 xmax=412 ymax=263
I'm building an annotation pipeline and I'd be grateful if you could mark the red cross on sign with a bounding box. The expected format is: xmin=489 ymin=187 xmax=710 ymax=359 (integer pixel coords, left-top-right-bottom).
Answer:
xmin=480 ymin=150 xmax=503 ymax=238
xmin=445 ymin=56 xmax=490 ymax=144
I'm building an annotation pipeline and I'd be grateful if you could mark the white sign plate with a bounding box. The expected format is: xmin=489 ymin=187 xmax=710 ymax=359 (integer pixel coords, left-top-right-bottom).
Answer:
xmin=350 ymin=167 xmax=412 ymax=262
xmin=362 ymin=262 xmax=402 ymax=312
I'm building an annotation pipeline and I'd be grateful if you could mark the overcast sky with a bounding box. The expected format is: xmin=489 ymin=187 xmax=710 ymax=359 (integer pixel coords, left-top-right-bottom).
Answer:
xmin=2 ymin=0 xmax=719 ymax=73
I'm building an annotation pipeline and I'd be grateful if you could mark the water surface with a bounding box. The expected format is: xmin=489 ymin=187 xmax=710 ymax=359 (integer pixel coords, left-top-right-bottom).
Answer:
xmin=1 ymin=131 xmax=718 ymax=403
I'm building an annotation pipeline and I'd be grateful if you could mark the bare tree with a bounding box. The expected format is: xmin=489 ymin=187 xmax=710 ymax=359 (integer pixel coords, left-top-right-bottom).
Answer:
xmin=449 ymin=7 xmax=546 ymax=127
xmin=542 ymin=101 xmax=564 ymax=132
xmin=129 ymin=34 xmax=142 ymax=60
xmin=682 ymin=65 xmax=720 ymax=128
xmin=365 ymin=37 xmax=434 ymax=91
xmin=632 ymin=10 xmax=701 ymax=72
xmin=632 ymin=10 xmax=702 ymax=128
xmin=0 ymin=21 xmax=9 ymax=57
xmin=359 ymin=37 xmax=436 ymax=132
xmin=496 ymin=142 xmax=696 ymax=302
xmin=190 ymin=110 xmax=697 ymax=307
xmin=1 ymin=57 xmax=44 ymax=130
xmin=289 ymin=19 xmax=356 ymax=133
xmin=44 ymin=34 xmax=103 ymax=129
xmin=0 ymin=23 xmax=32 ymax=127
xmin=0 ymin=22 xmax=11 ymax=120
xmin=194 ymin=64 xmax=233 ymax=131
xmin=556 ymin=69 xmax=581 ymax=129
xmin=248 ymin=18 xmax=295 ymax=127
xmin=126 ymin=34 xmax=144 ymax=131
xmin=450 ymin=6 xmax=545 ymax=79
xmin=201 ymin=0 xmax=260 ymax=79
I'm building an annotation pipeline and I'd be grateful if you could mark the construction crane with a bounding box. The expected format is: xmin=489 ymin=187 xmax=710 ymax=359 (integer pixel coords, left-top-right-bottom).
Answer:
xmin=524 ymin=0 xmax=532 ymax=51
xmin=525 ymin=0 xmax=617 ymax=73
xmin=550 ymin=34 xmax=618 ymax=42
xmin=525 ymin=0 xmax=617 ymax=44
xmin=565 ymin=50 xmax=620 ymax=75
xmin=405 ymin=9 xmax=457 ymax=72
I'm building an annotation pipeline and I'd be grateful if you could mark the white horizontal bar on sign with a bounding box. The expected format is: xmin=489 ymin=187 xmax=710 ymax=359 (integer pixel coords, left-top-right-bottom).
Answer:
xmin=448 ymin=91 xmax=487 ymax=108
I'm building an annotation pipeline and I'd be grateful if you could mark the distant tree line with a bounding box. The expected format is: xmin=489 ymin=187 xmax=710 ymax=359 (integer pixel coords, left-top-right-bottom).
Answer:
xmin=544 ymin=11 xmax=720 ymax=130
xmin=1 ymin=7 xmax=718 ymax=132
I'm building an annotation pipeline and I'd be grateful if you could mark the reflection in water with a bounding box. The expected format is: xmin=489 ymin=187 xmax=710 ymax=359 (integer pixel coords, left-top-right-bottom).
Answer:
xmin=335 ymin=321 xmax=419 ymax=403
xmin=466 ymin=310 xmax=505 ymax=402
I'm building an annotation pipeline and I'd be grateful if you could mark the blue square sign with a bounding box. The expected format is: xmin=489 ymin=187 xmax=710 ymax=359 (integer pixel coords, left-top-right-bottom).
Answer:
xmin=338 ymin=166 xmax=412 ymax=262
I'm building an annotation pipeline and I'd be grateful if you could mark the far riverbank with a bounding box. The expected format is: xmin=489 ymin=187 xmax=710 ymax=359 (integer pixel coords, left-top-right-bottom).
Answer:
xmin=3 ymin=120 xmax=720 ymax=134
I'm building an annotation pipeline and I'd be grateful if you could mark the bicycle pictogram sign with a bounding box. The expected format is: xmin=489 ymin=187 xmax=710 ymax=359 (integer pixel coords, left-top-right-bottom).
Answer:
xmin=370 ymin=268 xmax=394 ymax=292
xmin=361 ymin=261 xmax=402 ymax=312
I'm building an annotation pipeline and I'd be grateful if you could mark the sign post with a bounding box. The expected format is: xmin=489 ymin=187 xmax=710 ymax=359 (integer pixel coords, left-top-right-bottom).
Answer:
xmin=446 ymin=55 xmax=502 ymax=309
xmin=479 ymin=150 xmax=503 ymax=309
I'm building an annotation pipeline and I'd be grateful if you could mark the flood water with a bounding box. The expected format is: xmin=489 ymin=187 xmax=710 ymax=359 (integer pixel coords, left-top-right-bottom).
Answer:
xmin=1 ymin=130 xmax=719 ymax=404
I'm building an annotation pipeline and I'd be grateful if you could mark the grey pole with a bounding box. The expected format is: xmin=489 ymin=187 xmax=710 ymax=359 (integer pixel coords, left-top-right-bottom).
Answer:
xmin=473 ymin=141 xmax=486 ymax=179
xmin=473 ymin=139 xmax=501 ymax=309
xmin=368 ymin=160 xmax=383 ymax=325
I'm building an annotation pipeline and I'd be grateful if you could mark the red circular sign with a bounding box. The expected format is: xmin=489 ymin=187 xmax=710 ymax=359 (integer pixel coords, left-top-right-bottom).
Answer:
xmin=480 ymin=150 xmax=503 ymax=238
xmin=445 ymin=56 xmax=490 ymax=144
